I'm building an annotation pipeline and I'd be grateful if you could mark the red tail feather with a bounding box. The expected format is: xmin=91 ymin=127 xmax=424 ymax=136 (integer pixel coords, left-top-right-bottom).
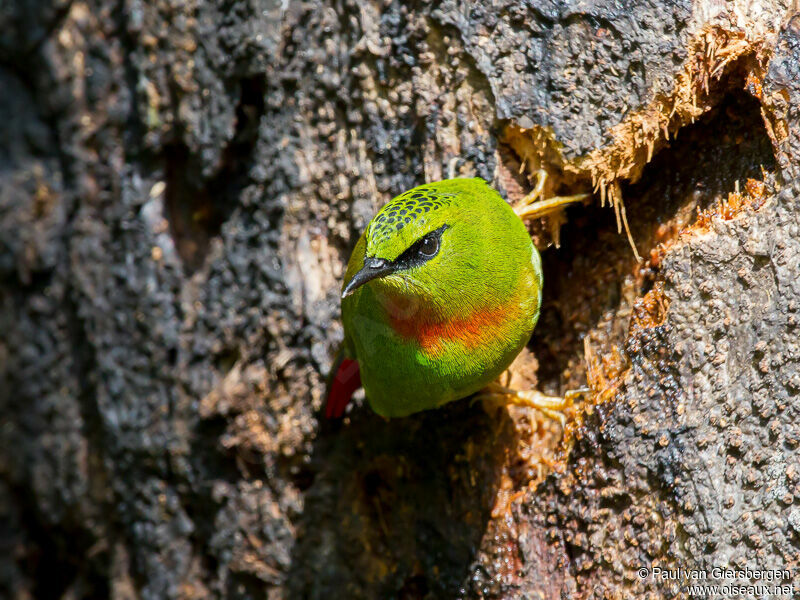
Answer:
xmin=325 ymin=358 xmax=361 ymax=418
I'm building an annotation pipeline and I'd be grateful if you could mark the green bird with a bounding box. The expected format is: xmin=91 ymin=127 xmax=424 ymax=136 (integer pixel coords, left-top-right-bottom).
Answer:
xmin=326 ymin=173 xmax=587 ymax=421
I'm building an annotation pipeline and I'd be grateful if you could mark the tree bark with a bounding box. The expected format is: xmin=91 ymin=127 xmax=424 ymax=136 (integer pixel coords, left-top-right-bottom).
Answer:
xmin=1 ymin=0 xmax=799 ymax=598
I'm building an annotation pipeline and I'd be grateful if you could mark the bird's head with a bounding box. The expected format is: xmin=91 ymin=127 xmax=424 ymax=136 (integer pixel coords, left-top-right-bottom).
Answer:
xmin=341 ymin=183 xmax=454 ymax=300
xmin=341 ymin=178 xmax=529 ymax=317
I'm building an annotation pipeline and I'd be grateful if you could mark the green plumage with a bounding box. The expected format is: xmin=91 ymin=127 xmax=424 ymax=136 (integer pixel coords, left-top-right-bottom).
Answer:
xmin=341 ymin=178 xmax=543 ymax=417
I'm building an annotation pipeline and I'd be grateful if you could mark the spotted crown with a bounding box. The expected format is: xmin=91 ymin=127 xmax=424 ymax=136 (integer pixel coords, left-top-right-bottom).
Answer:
xmin=369 ymin=187 xmax=455 ymax=244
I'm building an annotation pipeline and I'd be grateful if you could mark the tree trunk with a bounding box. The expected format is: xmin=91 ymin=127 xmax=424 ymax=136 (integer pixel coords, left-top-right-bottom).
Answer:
xmin=2 ymin=0 xmax=799 ymax=598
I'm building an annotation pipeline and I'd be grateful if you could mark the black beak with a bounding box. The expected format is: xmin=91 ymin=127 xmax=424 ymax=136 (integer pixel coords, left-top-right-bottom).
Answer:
xmin=341 ymin=257 xmax=396 ymax=298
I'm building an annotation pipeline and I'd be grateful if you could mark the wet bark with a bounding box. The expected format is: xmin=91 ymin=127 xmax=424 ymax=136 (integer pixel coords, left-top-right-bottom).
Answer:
xmin=1 ymin=0 xmax=799 ymax=598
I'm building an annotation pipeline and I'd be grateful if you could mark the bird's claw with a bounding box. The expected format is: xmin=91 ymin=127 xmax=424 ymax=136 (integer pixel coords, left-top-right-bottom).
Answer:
xmin=512 ymin=168 xmax=590 ymax=221
xmin=477 ymin=382 xmax=592 ymax=429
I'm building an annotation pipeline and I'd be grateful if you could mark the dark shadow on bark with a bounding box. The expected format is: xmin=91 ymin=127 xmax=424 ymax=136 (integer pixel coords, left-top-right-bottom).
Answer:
xmin=164 ymin=75 xmax=266 ymax=273
xmin=286 ymin=401 xmax=511 ymax=599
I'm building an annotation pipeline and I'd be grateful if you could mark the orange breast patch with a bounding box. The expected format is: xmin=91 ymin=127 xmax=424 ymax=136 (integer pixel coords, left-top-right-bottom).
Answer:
xmin=389 ymin=301 xmax=524 ymax=357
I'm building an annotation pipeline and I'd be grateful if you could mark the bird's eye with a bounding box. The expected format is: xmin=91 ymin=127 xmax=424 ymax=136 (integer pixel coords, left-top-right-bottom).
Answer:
xmin=393 ymin=225 xmax=447 ymax=269
xmin=418 ymin=235 xmax=439 ymax=257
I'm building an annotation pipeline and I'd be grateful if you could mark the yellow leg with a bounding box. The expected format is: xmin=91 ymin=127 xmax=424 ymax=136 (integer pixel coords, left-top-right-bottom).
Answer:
xmin=477 ymin=381 xmax=590 ymax=428
xmin=512 ymin=169 xmax=590 ymax=221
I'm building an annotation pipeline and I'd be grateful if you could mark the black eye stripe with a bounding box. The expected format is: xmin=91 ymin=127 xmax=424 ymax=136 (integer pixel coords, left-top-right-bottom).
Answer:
xmin=393 ymin=224 xmax=448 ymax=270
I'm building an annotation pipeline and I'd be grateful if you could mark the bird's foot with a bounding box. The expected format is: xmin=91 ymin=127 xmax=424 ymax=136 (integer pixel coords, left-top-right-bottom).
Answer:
xmin=478 ymin=381 xmax=590 ymax=428
xmin=512 ymin=168 xmax=590 ymax=221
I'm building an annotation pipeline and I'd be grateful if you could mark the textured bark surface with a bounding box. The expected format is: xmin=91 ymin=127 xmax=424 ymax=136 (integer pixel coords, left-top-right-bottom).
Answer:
xmin=1 ymin=0 xmax=800 ymax=598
